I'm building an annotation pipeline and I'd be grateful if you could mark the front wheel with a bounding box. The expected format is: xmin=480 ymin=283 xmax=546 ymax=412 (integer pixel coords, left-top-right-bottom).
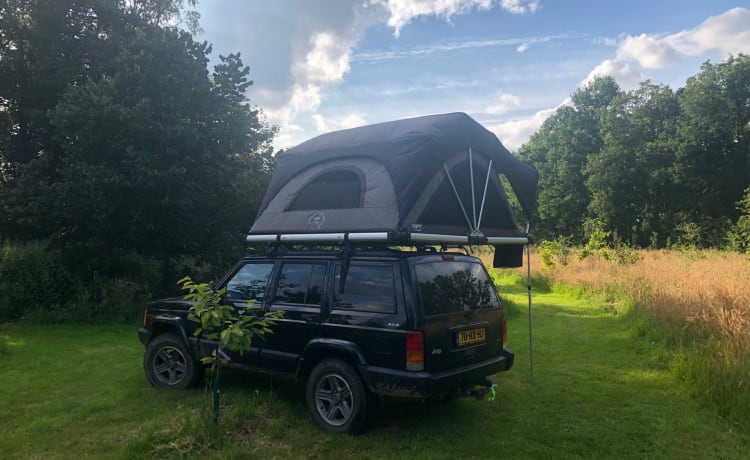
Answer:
xmin=144 ymin=334 xmax=203 ymax=389
xmin=305 ymin=359 xmax=376 ymax=434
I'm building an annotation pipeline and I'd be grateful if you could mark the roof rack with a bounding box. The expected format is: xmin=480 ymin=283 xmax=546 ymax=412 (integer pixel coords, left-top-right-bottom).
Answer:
xmin=245 ymin=231 xmax=528 ymax=246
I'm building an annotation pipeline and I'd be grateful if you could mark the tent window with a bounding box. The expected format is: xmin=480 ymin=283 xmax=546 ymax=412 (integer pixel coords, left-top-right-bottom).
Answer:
xmin=288 ymin=169 xmax=363 ymax=211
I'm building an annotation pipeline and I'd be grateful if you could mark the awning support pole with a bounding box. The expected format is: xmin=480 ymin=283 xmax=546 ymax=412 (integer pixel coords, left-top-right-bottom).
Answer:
xmin=526 ymin=222 xmax=534 ymax=385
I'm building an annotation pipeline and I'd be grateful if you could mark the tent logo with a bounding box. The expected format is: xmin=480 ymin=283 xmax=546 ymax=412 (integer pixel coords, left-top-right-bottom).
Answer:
xmin=307 ymin=211 xmax=326 ymax=229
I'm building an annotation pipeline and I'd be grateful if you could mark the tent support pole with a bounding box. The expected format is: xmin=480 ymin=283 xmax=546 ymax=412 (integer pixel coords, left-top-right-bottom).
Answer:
xmin=469 ymin=148 xmax=477 ymax=230
xmin=477 ymin=160 xmax=493 ymax=230
xmin=442 ymin=164 xmax=474 ymax=231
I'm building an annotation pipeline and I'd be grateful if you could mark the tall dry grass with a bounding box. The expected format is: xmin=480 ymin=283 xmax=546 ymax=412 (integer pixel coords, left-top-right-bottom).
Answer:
xmin=488 ymin=247 xmax=750 ymax=421
xmin=541 ymin=250 xmax=749 ymax=351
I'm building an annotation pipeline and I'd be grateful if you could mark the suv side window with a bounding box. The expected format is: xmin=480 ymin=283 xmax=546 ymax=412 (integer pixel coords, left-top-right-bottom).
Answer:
xmin=226 ymin=263 xmax=274 ymax=303
xmin=274 ymin=263 xmax=327 ymax=306
xmin=334 ymin=262 xmax=396 ymax=313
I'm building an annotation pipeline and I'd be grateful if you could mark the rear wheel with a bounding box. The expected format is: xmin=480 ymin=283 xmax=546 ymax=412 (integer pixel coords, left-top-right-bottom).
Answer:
xmin=144 ymin=334 xmax=202 ymax=389
xmin=305 ymin=359 xmax=375 ymax=434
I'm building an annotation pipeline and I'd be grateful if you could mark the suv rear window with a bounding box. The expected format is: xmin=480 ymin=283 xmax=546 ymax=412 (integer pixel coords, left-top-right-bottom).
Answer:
xmin=415 ymin=261 xmax=499 ymax=316
xmin=334 ymin=263 xmax=396 ymax=313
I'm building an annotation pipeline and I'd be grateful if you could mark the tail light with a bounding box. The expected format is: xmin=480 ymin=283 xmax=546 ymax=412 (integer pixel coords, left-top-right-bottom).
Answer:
xmin=501 ymin=317 xmax=508 ymax=346
xmin=143 ymin=308 xmax=149 ymax=327
xmin=405 ymin=330 xmax=424 ymax=371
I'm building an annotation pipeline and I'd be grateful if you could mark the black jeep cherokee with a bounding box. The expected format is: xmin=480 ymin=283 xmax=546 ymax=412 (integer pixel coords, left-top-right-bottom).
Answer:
xmin=139 ymin=248 xmax=514 ymax=434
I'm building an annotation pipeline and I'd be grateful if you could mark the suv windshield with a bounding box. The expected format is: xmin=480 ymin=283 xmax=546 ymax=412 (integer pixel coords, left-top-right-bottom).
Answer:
xmin=415 ymin=261 xmax=499 ymax=316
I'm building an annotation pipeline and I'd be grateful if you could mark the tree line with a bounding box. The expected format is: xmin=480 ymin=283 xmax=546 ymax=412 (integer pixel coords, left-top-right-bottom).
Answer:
xmin=517 ymin=57 xmax=750 ymax=250
xmin=0 ymin=0 xmax=274 ymax=289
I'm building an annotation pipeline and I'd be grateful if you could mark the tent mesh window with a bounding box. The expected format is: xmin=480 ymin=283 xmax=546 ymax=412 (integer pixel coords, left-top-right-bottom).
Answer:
xmin=287 ymin=169 xmax=363 ymax=211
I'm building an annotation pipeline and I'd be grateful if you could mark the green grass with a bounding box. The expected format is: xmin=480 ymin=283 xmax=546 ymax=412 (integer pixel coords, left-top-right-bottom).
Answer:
xmin=1 ymin=279 xmax=748 ymax=459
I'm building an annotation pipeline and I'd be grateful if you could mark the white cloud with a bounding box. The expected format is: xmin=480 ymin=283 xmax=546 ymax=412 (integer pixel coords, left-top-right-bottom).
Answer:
xmin=593 ymin=36 xmax=618 ymax=47
xmin=352 ymin=33 xmax=567 ymax=63
xmin=274 ymin=31 xmax=355 ymax=124
xmin=312 ymin=112 xmax=368 ymax=133
xmin=488 ymin=108 xmax=554 ymax=151
xmin=373 ymin=0 xmax=540 ymax=37
xmin=198 ymin=0 xmax=547 ymax=150
xmin=272 ymin=123 xmax=304 ymax=149
xmin=486 ymin=98 xmax=570 ymax=151
xmin=583 ymin=59 xmax=644 ymax=90
xmin=516 ymin=42 xmax=530 ymax=53
xmin=198 ymin=1 xmax=382 ymax=132
xmin=500 ymin=0 xmax=540 ymax=15
xmin=485 ymin=93 xmax=521 ymax=115
xmin=584 ymin=7 xmax=750 ymax=89
xmin=616 ymin=34 xmax=681 ymax=69
xmin=666 ymin=7 xmax=750 ymax=57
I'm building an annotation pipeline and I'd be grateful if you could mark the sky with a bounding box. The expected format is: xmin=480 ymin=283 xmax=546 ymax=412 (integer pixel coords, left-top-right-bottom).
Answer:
xmin=193 ymin=0 xmax=750 ymax=152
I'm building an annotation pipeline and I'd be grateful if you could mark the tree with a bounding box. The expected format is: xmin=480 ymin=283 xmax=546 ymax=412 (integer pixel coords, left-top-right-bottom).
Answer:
xmin=180 ymin=276 xmax=282 ymax=422
xmin=674 ymin=55 xmax=750 ymax=245
xmin=585 ymin=82 xmax=680 ymax=246
xmin=518 ymin=77 xmax=621 ymax=242
xmin=0 ymin=1 xmax=274 ymax=283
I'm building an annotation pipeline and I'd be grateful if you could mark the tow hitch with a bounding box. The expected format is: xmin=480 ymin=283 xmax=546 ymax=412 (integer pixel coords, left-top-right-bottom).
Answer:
xmin=455 ymin=379 xmax=497 ymax=400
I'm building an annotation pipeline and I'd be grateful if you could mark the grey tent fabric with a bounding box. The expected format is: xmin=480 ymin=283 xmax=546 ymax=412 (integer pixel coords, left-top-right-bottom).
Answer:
xmin=249 ymin=112 xmax=538 ymax=240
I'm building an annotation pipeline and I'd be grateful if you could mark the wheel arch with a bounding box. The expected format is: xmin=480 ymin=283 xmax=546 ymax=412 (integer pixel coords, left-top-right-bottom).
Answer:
xmin=145 ymin=316 xmax=198 ymax=360
xmin=297 ymin=339 xmax=367 ymax=382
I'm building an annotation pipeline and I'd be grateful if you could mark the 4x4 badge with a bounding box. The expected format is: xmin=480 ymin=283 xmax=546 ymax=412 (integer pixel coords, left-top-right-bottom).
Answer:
xmin=307 ymin=211 xmax=326 ymax=229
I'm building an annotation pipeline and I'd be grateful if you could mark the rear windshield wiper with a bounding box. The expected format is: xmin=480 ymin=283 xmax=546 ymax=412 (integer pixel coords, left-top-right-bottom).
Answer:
xmin=464 ymin=304 xmax=489 ymax=320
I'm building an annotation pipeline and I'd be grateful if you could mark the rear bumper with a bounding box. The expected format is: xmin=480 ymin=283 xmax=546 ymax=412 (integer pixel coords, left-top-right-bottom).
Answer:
xmin=360 ymin=349 xmax=514 ymax=398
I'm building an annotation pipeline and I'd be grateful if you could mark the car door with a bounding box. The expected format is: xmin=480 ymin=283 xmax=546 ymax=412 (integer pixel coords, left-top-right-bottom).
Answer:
xmin=323 ymin=260 xmax=407 ymax=369
xmin=221 ymin=260 xmax=275 ymax=367
xmin=259 ymin=260 xmax=327 ymax=374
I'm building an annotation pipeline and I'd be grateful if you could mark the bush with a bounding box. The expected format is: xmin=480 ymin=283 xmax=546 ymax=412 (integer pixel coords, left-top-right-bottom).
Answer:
xmin=0 ymin=241 xmax=80 ymax=322
xmin=0 ymin=240 xmax=162 ymax=324
xmin=538 ymin=236 xmax=572 ymax=268
xmin=727 ymin=187 xmax=750 ymax=253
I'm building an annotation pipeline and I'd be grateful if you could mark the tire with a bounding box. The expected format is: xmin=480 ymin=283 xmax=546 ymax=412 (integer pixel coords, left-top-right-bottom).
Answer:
xmin=144 ymin=333 xmax=203 ymax=389
xmin=305 ymin=359 xmax=376 ymax=434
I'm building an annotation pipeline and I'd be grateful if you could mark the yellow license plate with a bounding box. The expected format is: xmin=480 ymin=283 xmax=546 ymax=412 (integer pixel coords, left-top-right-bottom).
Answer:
xmin=457 ymin=328 xmax=486 ymax=346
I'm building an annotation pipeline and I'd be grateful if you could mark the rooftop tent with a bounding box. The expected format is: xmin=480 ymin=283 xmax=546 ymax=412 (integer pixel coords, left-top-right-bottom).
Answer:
xmin=247 ymin=112 xmax=538 ymax=248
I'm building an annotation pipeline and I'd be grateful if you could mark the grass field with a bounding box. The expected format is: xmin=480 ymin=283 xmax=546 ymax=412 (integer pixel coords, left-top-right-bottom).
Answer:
xmin=1 ymin=274 xmax=748 ymax=459
xmin=511 ymin=249 xmax=750 ymax=423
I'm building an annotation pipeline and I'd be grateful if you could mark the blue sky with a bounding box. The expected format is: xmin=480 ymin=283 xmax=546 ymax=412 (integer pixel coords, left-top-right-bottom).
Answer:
xmin=194 ymin=0 xmax=750 ymax=151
